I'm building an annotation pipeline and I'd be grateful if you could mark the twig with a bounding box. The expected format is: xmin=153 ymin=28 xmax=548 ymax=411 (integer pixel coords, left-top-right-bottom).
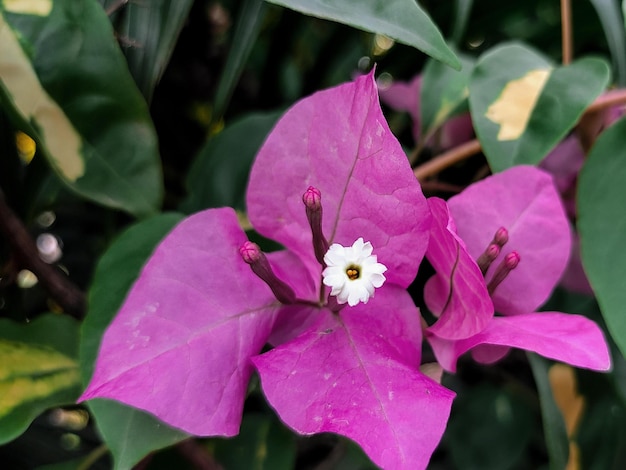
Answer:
xmin=561 ymin=0 xmax=573 ymax=65
xmin=413 ymin=139 xmax=482 ymax=182
xmin=420 ymin=180 xmax=465 ymax=195
xmin=176 ymin=439 xmax=223 ymax=470
xmin=584 ymin=88 xmax=626 ymax=114
xmin=0 ymin=188 xmax=86 ymax=319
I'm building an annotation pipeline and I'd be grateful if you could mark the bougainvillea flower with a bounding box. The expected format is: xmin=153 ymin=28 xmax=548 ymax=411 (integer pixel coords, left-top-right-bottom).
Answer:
xmin=423 ymin=166 xmax=610 ymax=372
xmin=378 ymin=74 xmax=474 ymax=150
xmin=80 ymin=71 xmax=455 ymax=469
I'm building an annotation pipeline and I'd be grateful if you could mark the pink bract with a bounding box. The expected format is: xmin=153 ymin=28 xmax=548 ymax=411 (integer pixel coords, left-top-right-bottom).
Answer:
xmin=423 ymin=197 xmax=493 ymax=340
xmin=424 ymin=166 xmax=610 ymax=373
xmin=80 ymin=208 xmax=281 ymax=435
xmin=248 ymin=70 xmax=430 ymax=289
xmin=80 ymin=71 xmax=452 ymax=470
xmin=254 ymin=286 xmax=454 ymax=470
xmin=428 ymin=312 xmax=611 ymax=373
xmin=448 ymin=165 xmax=571 ymax=316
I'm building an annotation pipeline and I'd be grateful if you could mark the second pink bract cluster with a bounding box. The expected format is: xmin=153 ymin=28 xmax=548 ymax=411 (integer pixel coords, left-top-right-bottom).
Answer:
xmin=423 ymin=166 xmax=610 ymax=373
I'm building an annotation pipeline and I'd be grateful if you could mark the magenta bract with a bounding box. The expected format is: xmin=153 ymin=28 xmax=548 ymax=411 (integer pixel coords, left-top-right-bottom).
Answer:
xmin=428 ymin=312 xmax=611 ymax=373
xmin=80 ymin=71 xmax=453 ymax=470
xmin=254 ymin=287 xmax=454 ymax=470
xmin=448 ymin=165 xmax=571 ymax=316
xmin=424 ymin=166 xmax=610 ymax=372
xmin=248 ymin=71 xmax=430 ymax=289
xmin=79 ymin=208 xmax=280 ymax=435
xmin=424 ymin=197 xmax=493 ymax=340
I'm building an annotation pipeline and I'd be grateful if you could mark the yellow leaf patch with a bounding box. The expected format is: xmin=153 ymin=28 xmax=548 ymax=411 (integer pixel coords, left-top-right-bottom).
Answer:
xmin=0 ymin=12 xmax=84 ymax=180
xmin=0 ymin=340 xmax=79 ymax=418
xmin=485 ymin=69 xmax=551 ymax=141
xmin=3 ymin=0 xmax=53 ymax=16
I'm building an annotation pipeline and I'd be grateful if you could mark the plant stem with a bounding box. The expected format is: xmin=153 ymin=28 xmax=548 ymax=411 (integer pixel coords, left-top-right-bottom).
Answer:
xmin=585 ymin=88 xmax=626 ymax=113
xmin=413 ymin=139 xmax=481 ymax=182
xmin=561 ymin=0 xmax=573 ymax=65
xmin=0 ymin=188 xmax=86 ymax=319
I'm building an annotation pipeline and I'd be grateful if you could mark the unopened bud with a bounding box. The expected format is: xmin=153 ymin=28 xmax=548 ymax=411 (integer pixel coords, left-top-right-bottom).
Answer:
xmin=503 ymin=251 xmax=521 ymax=269
xmin=493 ymin=227 xmax=509 ymax=247
xmin=302 ymin=186 xmax=322 ymax=211
xmin=239 ymin=242 xmax=296 ymax=304
xmin=302 ymin=186 xmax=329 ymax=267
xmin=487 ymin=251 xmax=521 ymax=295
xmin=239 ymin=241 xmax=262 ymax=264
xmin=477 ymin=243 xmax=501 ymax=275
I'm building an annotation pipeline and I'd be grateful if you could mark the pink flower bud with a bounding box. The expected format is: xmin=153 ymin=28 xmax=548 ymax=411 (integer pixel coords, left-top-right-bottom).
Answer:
xmin=504 ymin=251 xmax=521 ymax=269
xmin=302 ymin=186 xmax=322 ymax=211
xmin=302 ymin=186 xmax=329 ymax=267
xmin=477 ymin=243 xmax=501 ymax=275
xmin=239 ymin=241 xmax=262 ymax=264
xmin=487 ymin=250 xmax=521 ymax=295
xmin=493 ymin=227 xmax=509 ymax=247
xmin=240 ymin=241 xmax=296 ymax=304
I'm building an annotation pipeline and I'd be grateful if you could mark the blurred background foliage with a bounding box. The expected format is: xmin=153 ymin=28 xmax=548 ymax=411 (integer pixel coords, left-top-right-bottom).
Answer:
xmin=1 ymin=0 xmax=626 ymax=468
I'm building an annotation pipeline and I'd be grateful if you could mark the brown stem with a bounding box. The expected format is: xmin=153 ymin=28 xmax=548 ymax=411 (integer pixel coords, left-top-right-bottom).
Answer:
xmin=561 ymin=0 xmax=573 ymax=65
xmin=420 ymin=180 xmax=465 ymax=195
xmin=176 ymin=439 xmax=223 ymax=470
xmin=577 ymin=89 xmax=626 ymax=152
xmin=0 ymin=189 xmax=86 ymax=319
xmin=413 ymin=139 xmax=482 ymax=182
xmin=584 ymin=88 xmax=626 ymax=114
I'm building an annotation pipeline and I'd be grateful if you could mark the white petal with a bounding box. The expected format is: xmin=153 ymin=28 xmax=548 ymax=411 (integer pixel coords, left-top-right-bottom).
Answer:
xmin=321 ymin=237 xmax=388 ymax=307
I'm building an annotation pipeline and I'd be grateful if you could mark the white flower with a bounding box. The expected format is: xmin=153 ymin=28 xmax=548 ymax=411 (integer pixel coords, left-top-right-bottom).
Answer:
xmin=322 ymin=238 xmax=387 ymax=306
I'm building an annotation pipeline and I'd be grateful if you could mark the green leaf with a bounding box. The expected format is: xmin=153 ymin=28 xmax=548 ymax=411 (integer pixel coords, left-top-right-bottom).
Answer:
xmin=451 ymin=0 xmax=473 ymax=45
xmin=263 ymin=0 xmax=460 ymax=69
xmin=88 ymin=398 xmax=188 ymax=470
xmin=180 ymin=111 xmax=282 ymax=213
xmin=0 ymin=1 xmax=163 ymax=217
xmin=574 ymin=340 xmax=626 ymax=466
xmin=578 ymin=115 xmax=626 ymax=359
xmin=575 ymin=381 xmax=626 ymax=469
xmin=112 ymin=0 xmax=195 ymax=102
xmin=0 ymin=314 xmax=80 ymax=445
xmin=79 ymin=213 xmax=187 ymax=469
xmin=213 ymin=0 xmax=267 ymax=121
xmin=212 ymin=413 xmax=296 ymax=469
xmin=589 ymin=0 xmax=626 ymax=86
xmin=446 ymin=383 xmax=534 ymax=470
xmin=420 ymin=52 xmax=474 ymax=142
xmin=527 ymin=353 xmax=570 ymax=470
xmin=469 ymin=42 xmax=610 ymax=172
